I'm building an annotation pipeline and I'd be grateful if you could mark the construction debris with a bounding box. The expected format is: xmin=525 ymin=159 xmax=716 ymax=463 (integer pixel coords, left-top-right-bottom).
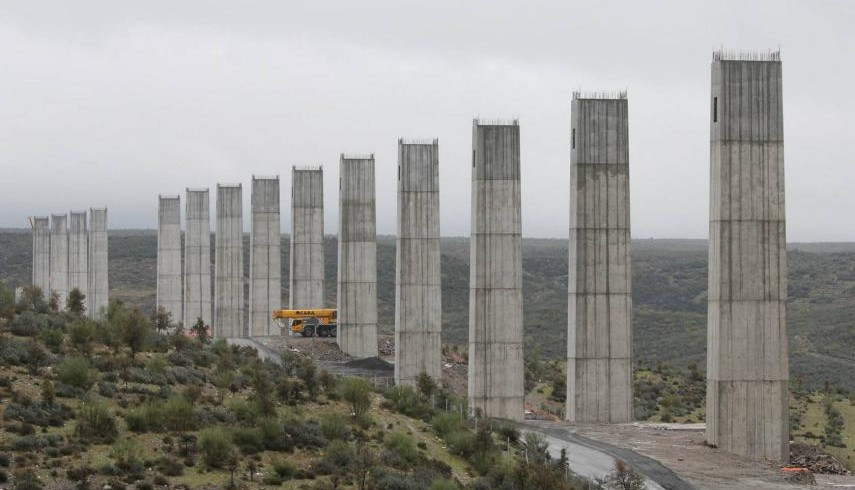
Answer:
xmin=789 ymin=444 xmax=850 ymax=475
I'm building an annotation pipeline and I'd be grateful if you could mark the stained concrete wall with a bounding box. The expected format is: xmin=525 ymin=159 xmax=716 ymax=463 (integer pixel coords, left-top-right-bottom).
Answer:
xmin=290 ymin=167 xmax=325 ymax=309
xmin=337 ymin=155 xmax=378 ymax=358
xmin=215 ymin=184 xmax=244 ymax=338
xmin=184 ymin=189 xmax=212 ymax=328
xmin=468 ymin=121 xmax=523 ymax=420
xmin=249 ymin=176 xmax=281 ymax=336
xmin=68 ymin=211 xmax=89 ymax=309
xmin=567 ymin=94 xmax=632 ymax=423
xmin=88 ymin=208 xmax=109 ymax=318
xmin=157 ymin=195 xmax=183 ymax=323
xmin=32 ymin=216 xmax=51 ymax=295
xmin=395 ymin=140 xmax=441 ymax=386
xmin=707 ymin=54 xmax=788 ymax=461
xmin=49 ymin=214 xmax=68 ymax=307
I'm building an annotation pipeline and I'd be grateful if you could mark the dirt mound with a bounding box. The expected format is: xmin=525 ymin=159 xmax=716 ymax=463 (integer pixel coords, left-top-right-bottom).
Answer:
xmin=344 ymin=357 xmax=394 ymax=372
xmin=790 ymin=443 xmax=850 ymax=475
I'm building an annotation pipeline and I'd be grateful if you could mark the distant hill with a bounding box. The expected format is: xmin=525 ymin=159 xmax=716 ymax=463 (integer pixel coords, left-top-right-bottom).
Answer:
xmin=1 ymin=229 xmax=853 ymax=391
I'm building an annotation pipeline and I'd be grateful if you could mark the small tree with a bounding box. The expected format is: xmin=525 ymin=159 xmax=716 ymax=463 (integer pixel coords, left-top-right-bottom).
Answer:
xmin=416 ymin=371 xmax=438 ymax=399
xmin=68 ymin=320 xmax=96 ymax=355
xmin=56 ymin=357 xmax=96 ymax=394
xmin=339 ymin=377 xmax=373 ymax=427
xmin=41 ymin=379 xmax=56 ymax=407
xmin=607 ymin=460 xmax=646 ymax=490
xmin=48 ymin=290 xmax=61 ymax=311
xmin=199 ymin=427 xmax=235 ymax=468
xmin=191 ymin=317 xmax=210 ymax=344
xmin=151 ymin=306 xmax=174 ymax=333
xmin=66 ymin=288 xmax=86 ymax=316
xmin=121 ymin=308 xmax=151 ymax=359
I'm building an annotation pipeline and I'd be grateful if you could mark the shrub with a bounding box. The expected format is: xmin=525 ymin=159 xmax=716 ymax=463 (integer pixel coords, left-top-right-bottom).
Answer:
xmin=55 ymin=357 xmax=96 ymax=394
xmin=75 ymin=400 xmax=118 ymax=443
xmin=110 ymin=438 xmax=144 ymax=470
xmin=3 ymin=398 xmax=74 ymax=427
xmin=162 ymin=396 xmax=195 ymax=431
xmin=198 ymin=427 xmax=234 ymax=469
xmin=384 ymin=431 xmax=420 ymax=464
xmin=320 ymin=412 xmax=351 ymax=441
xmin=431 ymin=413 xmax=465 ymax=438
xmin=445 ymin=430 xmax=476 ymax=458
xmin=271 ymin=458 xmax=296 ymax=479
xmin=384 ymin=385 xmax=433 ymax=420
xmin=339 ymin=377 xmax=374 ymax=423
xmin=232 ymin=427 xmax=264 ymax=454
xmin=39 ymin=328 xmax=64 ymax=352
xmin=316 ymin=440 xmax=354 ymax=474
xmin=68 ymin=320 xmax=96 ymax=353
xmin=156 ymin=457 xmax=184 ymax=476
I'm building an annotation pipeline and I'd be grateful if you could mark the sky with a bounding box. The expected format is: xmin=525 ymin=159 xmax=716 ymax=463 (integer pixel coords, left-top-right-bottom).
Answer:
xmin=1 ymin=1 xmax=853 ymax=240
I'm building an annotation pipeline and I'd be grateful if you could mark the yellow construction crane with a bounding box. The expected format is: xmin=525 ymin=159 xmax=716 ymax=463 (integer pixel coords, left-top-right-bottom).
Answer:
xmin=272 ymin=309 xmax=337 ymax=338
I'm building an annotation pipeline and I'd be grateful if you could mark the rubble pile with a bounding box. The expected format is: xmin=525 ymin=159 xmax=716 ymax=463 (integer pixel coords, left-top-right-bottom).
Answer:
xmin=790 ymin=444 xmax=850 ymax=475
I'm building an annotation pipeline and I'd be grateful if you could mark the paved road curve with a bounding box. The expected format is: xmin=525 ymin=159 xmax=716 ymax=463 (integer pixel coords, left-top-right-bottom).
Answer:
xmin=518 ymin=420 xmax=696 ymax=490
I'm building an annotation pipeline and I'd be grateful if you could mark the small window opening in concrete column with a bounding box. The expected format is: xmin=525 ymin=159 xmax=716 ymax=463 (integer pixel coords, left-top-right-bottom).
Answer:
xmin=713 ymin=97 xmax=718 ymax=122
xmin=572 ymin=128 xmax=576 ymax=149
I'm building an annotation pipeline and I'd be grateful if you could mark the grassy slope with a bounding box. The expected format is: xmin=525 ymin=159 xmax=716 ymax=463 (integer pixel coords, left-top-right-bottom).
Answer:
xmin=791 ymin=393 xmax=855 ymax=470
xmin=1 ymin=230 xmax=855 ymax=391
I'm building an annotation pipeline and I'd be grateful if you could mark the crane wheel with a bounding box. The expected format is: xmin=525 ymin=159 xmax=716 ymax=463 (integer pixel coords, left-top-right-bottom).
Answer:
xmin=302 ymin=325 xmax=315 ymax=337
xmin=317 ymin=325 xmax=329 ymax=337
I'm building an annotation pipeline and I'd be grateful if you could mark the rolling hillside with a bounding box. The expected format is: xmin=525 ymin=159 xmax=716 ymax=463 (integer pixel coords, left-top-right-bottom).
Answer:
xmin=1 ymin=229 xmax=854 ymax=392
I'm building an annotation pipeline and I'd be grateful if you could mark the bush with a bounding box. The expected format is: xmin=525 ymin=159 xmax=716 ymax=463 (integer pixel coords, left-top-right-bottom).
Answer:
xmin=385 ymin=385 xmax=434 ymax=420
xmin=156 ymin=456 xmax=184 ymax=476
xmin=124 ymin=401 xmax=163 ymax=433
xmin=431 ymin=413 xmax=465 ymax=438
xmin=271 ymin=458 xmax=296 ymax=479
xmin=55 ymin=357 xmax=96 ymax=394
xmin=384 ymin=431 xmax=420 ymax=464
xmin=445 ymin=430 xmax=476 ymax=458
xmin=76 ymin=400 xmax=118 ymax=443
xmin=162 ymin=396 xmax=195 ymax=431
xmin=110 ymin=438 xmax=144 ymax=470
xmin=3 ymin=398 xmax=74 ymax=427
xmin=39 ymin=328 xmax=64 ymax=352
xmin=198 ymin=427 xmax=234 ymax=469
xmin=315 ymin=440 xmax=354 ymax=474
xmin=320 ymin=412 xmax=351 ymax=441
xmin=232 ymin=427 xmax=264 ymax=454
xmin=339 ymin=377 xmax=374 ymax=423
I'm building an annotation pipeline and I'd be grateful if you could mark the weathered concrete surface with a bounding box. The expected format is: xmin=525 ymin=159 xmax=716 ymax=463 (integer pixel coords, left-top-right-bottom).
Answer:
xmin=157 ymin=195 xmax=183 ymax=323
xmin=215 ymin=184 xmax=244 ymax=338
xmin=249 ymin=176 xmax=281 ymax=336
xmin=567 ymin=93 xmax=633 ymax=423
xmin=707 ymin=52 xmax=788 ymax=461
xmin=395 ymin=140 xmax=441 ymax=386
xmin=31 ymin=216 xmax=51 ymax=295
xmin=468 ymin=120 xmax=524 ymax=420
xmin=290 ymin=166 xmax=325 ymax=309
xmin=337 ymin=155 xmax=378 ymax=358
xmin=49 ymin=214 xmax=68 ymax=306
xmin=184 ymin=189 xmax=212 ymax=328
xmin=67 ymin=211 xmax=89 ymax=309
xmin=88 ymin=208 xmax=109 ymax=318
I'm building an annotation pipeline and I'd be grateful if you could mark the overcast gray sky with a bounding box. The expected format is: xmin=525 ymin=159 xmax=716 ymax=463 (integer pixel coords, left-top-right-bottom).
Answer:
xmin=1 ymin=1 xmax=853 ymax=240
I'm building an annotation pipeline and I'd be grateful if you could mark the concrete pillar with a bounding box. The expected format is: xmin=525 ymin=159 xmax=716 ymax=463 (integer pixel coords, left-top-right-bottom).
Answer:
xmin=67 ymin=211 xmax=89 ymax=309
xmin=290 ymin=166 xmax=325 ymax=309
xmin=468 ymin=120 xmax=524 ymax=420
xmin=31 ymin=216 xmax=51 ymax=295
xmin=337 ymin=155 xmax=378 ymax=358
xmin=88 ymin=208 xmax=109 ymax=318
xmin=49 ymin=214 xmax=68 ymax=307
xmin=707 ymin=50 xmax=788 ymax=461
xmin=215 ymin=184 xmax=244 ymax=338
xmin=395 ymin=140 xmax=441 ymax=386
xmin=157 ymin=195 xmax=183 ymax=323
xmin=184 ymin=188 xmax=212 ymax=328
xmin=567 ymin=92 xmax=632 ymax=423
xmin=249 ymin=176 xmax=281 ymax=337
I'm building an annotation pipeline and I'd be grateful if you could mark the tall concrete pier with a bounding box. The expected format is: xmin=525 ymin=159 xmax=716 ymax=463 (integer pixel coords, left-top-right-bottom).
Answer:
xmin=215 ymin=184 xmax=244 ymax=338
xmin=157 ymin=195 xmax=183 ymax=323
xmin=249 ymin=176 xmax=281 ymax=336
xmin=49 ymin=214 xmax=68 ymax=306
xmin=468 ymin=120 xmax=523 ymax=420
xmin=337 ymin=155 xmax=378 ymax=358
xmin=68 ymin=211 xmax=89 ymax=308
xmin=567 ymin=92 xmax=632 ymax=423
xmin=395 ymin=140 xmax=441 ymax=385
xmin=88 ymin=208 xmax=109 ymax=318
xmin=31 ymin=216 xmax=51 ymax=295
xmin=707 ymin=50 xmax=788 ymax=461
xmin=290 ymin=166 xmax=325 ymax=309
xmin=184 ymin=189 xmax=212 ymax=328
